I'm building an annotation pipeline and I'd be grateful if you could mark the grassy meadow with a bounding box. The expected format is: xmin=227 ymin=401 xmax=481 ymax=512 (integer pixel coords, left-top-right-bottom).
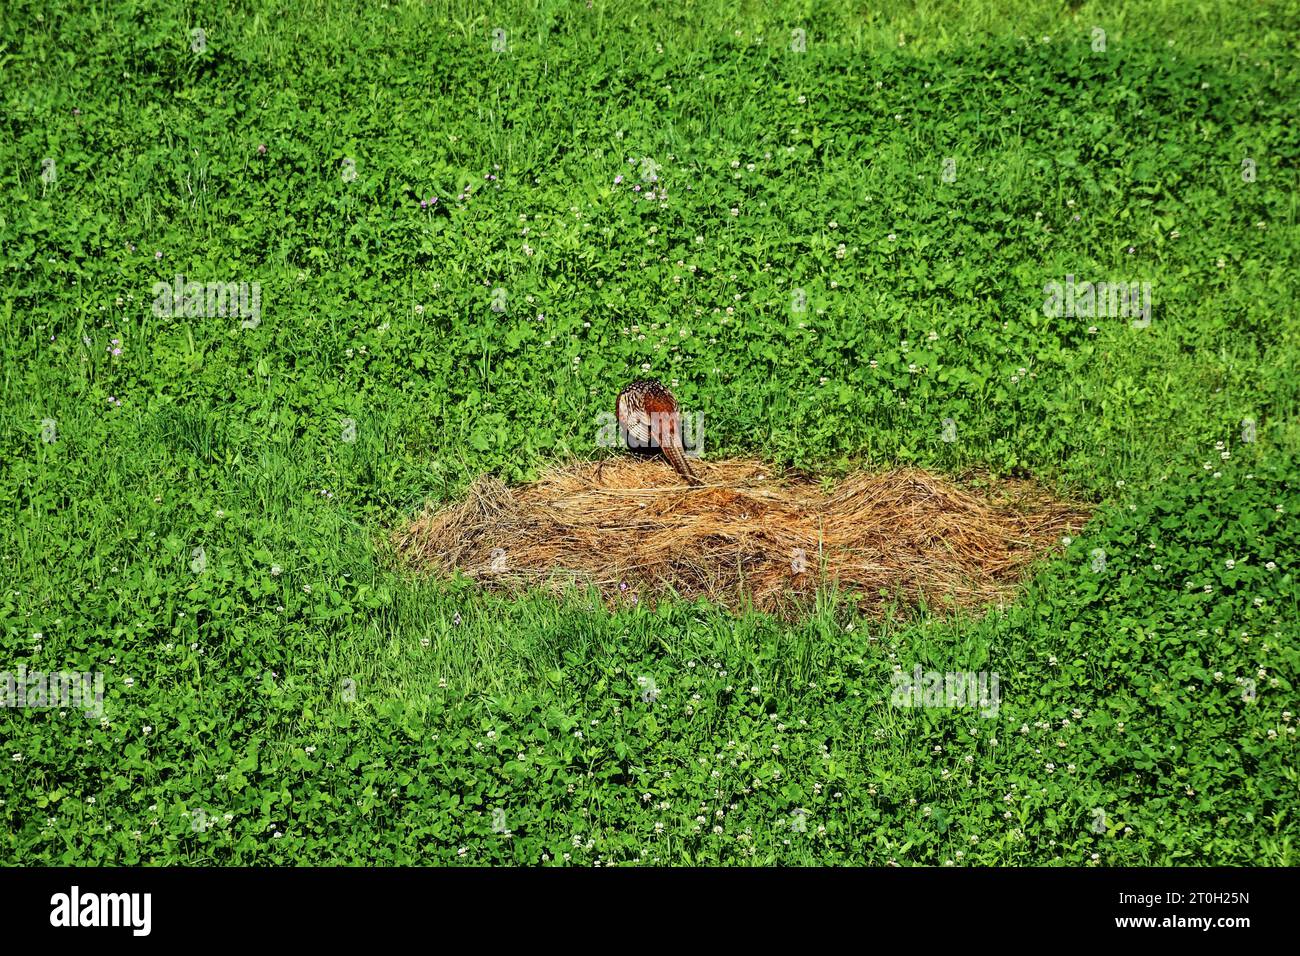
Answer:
xmin=1 ymin=0 xmax=1297 ymax=864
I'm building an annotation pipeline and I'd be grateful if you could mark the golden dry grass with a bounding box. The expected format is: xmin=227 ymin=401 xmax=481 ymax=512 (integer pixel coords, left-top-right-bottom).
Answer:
xmin=393 ymin=458 xmax=1091 ymax=618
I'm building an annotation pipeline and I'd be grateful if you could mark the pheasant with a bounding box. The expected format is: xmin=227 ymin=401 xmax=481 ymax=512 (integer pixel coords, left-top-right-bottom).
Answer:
xmin=616 ymin=379 xmax=703 ymax=486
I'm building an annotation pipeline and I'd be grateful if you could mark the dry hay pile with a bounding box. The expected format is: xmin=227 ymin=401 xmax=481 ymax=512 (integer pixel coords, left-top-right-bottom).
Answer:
xmin=394 ymin=458 xmax=1091 ymax=618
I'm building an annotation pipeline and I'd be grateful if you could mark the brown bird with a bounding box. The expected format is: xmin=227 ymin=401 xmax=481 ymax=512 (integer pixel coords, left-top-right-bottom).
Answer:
xmin=616 ymin=379 xmax=703 ymax=486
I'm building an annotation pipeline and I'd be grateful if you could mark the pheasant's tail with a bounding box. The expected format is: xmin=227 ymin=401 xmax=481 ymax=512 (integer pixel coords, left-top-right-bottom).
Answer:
xmin=662 ymin=442 xmax=703 ymax=487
